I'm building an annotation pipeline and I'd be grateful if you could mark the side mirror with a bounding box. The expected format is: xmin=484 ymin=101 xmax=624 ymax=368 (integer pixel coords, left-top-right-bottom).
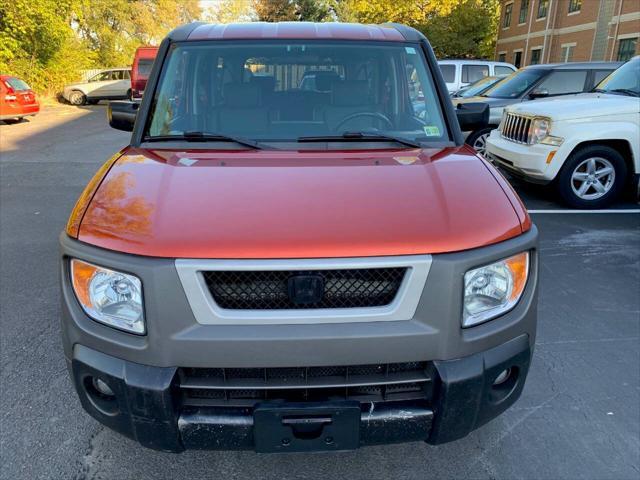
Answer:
xmin=529 ymin=88 xmax=549 ymax=99
xmin=456 ymin=102 xmax=489 ymax=132
xmin=108 ymin=101 xmax=139 ymax=132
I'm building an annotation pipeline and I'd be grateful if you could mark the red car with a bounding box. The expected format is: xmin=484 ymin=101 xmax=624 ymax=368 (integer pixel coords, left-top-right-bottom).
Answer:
xmin=0 ymin=75 xmax=39 ymax=121
xmin=62 ymin=22 xmax=538 ymax=453
xmin=131 ymin=46 xmax=159 ymax=100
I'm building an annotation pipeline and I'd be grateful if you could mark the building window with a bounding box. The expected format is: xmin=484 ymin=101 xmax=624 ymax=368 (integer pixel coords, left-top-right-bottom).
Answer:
xmin=519 ymin=0 xmax=529 ymax=23
xmin=498 ymin=53 xmax=507 ymax=63
xmin=568 ymin=0 xmax=581 ymax=13
xmin=561 ymin=44 xmax=575 ymax=62
xmin=530 ymin=48 xmax=542 ymax=65
xmin=617 ymin=38 xmax=638 ymax=62
xmin=503 ymin=3 xmax=513 ymax=28
xmin=514 ymin=51 xmax=523 ymax=68
xmin=537 ymin=0 xmax=548 ymax=19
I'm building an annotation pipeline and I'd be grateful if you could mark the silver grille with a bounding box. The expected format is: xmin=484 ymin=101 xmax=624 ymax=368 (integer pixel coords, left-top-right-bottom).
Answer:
xmin=175 ymin=255 xmax=431 ymax=325
xmin=501 ymin=113 xmax=533 ymax=144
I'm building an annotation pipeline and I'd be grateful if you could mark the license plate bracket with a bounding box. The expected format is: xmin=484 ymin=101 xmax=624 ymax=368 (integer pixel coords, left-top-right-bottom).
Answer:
xmin=253 ymin=401 xmax=360 ymax=453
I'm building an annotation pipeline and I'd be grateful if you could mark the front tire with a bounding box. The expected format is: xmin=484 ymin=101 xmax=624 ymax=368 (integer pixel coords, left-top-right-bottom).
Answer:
xmin=466 ymin=127 xmax=494 ymax=157
xmin=68 ymin=91 xmax=86 ymax=106
xmin=555 ymin=145 xmax=627 ymax=209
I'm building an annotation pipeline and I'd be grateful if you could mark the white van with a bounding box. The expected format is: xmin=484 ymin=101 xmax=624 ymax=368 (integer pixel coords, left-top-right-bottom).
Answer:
xmin=438 ymin=60 xmax=517 ymax=94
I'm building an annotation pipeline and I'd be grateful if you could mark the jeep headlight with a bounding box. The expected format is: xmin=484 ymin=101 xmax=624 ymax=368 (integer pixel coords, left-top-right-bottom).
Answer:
xmin=71 ymin=259 xmax=145 ymax=334
xmin=463 ymin=252 xmax=529 ymax=327
xmin=530 ymin=118 xmax=549 ymax=144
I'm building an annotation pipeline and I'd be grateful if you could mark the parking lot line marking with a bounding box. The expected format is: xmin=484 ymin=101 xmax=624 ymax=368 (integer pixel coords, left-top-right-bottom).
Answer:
xmin=527 ymin=209 xmax=640 ymax=214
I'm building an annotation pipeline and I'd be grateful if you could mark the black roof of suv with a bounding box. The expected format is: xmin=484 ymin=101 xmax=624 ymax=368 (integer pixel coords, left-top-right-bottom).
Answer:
xmin=523 ymin=61 xmax=622 ymax=70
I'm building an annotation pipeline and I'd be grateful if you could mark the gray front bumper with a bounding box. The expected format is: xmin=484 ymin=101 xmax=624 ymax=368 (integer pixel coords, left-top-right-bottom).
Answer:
xmin=59 ymin=227 xmax=538 ymax=368
xmin=60 ymin=229 xmax=538 ymax=451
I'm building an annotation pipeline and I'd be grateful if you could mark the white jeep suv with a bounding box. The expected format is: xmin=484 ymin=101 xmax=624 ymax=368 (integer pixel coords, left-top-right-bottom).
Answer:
xmin=486 ymin=56 xmax=639 ymax=209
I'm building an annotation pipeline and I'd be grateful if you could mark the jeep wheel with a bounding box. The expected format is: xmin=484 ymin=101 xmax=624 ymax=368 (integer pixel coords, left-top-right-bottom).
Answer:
xmin=556 ymin=145 xmax=627 ymax=209
xmin=69 ymin=91 xmax=86 ymax=106
xmin=466 ymin=127 xmax=493 ymax=157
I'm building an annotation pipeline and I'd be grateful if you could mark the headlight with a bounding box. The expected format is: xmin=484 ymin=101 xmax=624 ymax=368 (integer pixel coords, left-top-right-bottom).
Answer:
xmin=530 ymin=118 xmax=550 ymax=144
xmin=70 ymin=259 xmax=145 ymax=334
xmin=463 ymin=252 xmax=529 ymax=327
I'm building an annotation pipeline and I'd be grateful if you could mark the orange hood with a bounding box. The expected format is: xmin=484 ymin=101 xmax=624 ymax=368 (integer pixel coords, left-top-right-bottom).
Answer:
xmin=73 ymin=146 xmax=529 ymax=258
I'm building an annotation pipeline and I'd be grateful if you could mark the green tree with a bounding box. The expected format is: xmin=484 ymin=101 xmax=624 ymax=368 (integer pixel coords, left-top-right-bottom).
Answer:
xmin=253 ymin=0 xmax=333 ymax=22
xmin=254 ymin=0 xmax=297 ymax=21
xmin=0 ymin=0 xmax=202 ymax=96
xmin=333 ymin=0 xmax=455 ymax=25
xmin=295 ymin=0 xmax=333 ymax=21
xmin=423 ymin=0 xmax=499 ymax=58
xmin=0 ymin=0 xmax=94 ymax=95
xmin=206 ymin=0 xmax=257 ymax=23
xmin=0 ymin=0 xmax=75 ymax=68
xmin=74 ymin=0 xmax=201 ymax=67
xmin=334 ymin=0 xmax=499 ymax=59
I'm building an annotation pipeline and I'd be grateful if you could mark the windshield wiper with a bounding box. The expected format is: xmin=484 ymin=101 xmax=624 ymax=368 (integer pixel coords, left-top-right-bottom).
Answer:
xmin=298 ymin=131 xmax=422 ymax=148
xmin=143 ymin=131 xmax=268 ymax=149
xmin=607 ymin=88 xmax=640 ymax=97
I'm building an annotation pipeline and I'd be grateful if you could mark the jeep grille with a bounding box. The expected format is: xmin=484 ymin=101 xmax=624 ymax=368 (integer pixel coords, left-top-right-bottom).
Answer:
xmin=501 ymin=112 xmax=533 ymax=144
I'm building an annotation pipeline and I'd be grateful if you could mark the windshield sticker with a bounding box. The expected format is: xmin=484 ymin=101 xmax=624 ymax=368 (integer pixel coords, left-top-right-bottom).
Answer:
xmin=405 ymin=47 xmax=417 ymax=55
xmin=393 ymin=156 xmax=418 ymax=165
xmin=178 ymin=157 xmax=198 ymax=167
xmin=423 ymin=125 xmax=440 ymax=137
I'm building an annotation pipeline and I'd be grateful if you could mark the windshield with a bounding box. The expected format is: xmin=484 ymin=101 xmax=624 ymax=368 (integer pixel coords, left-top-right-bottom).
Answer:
xmin=90 ymin=71 xmax=110 ymax=82
xmin=458 ymin=76 xmax=503 ymax=98
xmin=137 ymin=59 xmax=154 ymax=77
xmin=146 ymin=41 xmax=448 ymax=147
xmin=596 ymin=57 xmax=640 ymax=96
xmin=482 ymin=68 xmax=546 ymax=98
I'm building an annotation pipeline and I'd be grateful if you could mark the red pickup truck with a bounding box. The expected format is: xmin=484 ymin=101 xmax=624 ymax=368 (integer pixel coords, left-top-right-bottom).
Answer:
xmin=61 ymin=22 xmax=538 ymax=453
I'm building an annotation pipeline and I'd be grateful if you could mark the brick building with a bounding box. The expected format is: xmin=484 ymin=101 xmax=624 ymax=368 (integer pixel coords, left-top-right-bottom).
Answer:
xmin=495 ymin=0 xmax=640 ymax=67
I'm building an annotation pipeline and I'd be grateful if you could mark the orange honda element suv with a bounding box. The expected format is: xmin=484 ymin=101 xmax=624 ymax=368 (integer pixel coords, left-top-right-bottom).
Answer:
xmin=61 ymin=22 xmax=538 ymax=453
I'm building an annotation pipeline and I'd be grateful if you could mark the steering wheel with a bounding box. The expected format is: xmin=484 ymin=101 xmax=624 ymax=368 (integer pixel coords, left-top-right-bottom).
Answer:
xmin=334 ymin=112 xmax=393 ymax=132
xmin=413 ymin=112 xmax=427 ymax=125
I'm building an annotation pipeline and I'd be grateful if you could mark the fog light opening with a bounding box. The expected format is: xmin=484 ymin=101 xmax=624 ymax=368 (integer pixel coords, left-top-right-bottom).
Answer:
xmin=493 ymin=368 xmax=511 ymax=386
xmin=488 ymin=366 xmax=520 ymax=405
xmin=83 ymin=375 xmax=119 ymax=416
xmin=92 ymin=377 xmax=115 ymax=397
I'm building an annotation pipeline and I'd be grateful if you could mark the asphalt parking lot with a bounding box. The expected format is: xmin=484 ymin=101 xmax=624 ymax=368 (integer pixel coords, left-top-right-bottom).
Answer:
xmin=1 ymin=104 xmax=638 ymax=480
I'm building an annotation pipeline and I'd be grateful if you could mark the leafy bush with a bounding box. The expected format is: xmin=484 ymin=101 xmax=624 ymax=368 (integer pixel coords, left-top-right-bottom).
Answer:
xmin=0 ymin=0 xmax=199 ymax=97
